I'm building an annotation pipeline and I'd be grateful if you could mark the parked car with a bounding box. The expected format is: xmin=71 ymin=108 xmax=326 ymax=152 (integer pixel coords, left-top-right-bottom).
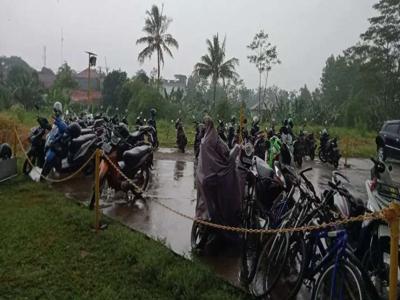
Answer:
xmin=376 ymin=120 xmax=400 ymax=161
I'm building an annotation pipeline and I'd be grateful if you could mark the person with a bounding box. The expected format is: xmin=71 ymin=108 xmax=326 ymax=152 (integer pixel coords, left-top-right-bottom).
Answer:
xmin=148 ymin=108 xmax=157 ymax=129
xmin=250 ymin=116 xmax=260 ymax=137
xmin=227 ymin=116 xmax=237 ymax=149
xmin=195 ymin=116 xmax=241 ymax=231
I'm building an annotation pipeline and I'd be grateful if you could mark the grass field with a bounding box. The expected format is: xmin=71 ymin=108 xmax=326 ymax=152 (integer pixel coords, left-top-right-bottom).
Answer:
xmin=0 ymin=109 xmax=377 ymax=158
xmin=0 ymin=174 xmax=248 ymax=300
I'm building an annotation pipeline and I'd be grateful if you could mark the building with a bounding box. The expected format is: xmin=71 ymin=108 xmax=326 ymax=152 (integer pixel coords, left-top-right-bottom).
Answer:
xmin=37 ymin=67 xmax=56 ymax=89
xmin=70 ymin=67 xmax=104 ymax=104
xmin=75 ymin=67 xmax=103 ymax=91
xmin=162 ymin=74 xmax=187 ymax=95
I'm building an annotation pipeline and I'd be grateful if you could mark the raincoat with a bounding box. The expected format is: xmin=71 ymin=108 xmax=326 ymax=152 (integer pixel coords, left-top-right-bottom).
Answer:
xmin=195 ymin=118 xmax=241 ymax=227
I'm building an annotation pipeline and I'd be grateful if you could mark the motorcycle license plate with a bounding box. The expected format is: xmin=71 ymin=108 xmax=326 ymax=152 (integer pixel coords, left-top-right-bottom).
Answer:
xmin=102 ymin=143 xmax=112 ymax=154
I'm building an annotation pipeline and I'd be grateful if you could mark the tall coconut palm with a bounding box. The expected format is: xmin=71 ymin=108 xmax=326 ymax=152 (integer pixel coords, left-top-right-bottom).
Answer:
xmin=194 ymin=35 xmax=239 ymax=110
xmin=136 ymin=5 xmax=179 ymax=82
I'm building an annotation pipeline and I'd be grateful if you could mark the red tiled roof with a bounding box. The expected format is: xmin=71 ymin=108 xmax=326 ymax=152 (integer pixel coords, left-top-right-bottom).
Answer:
xmin=70 ymin=89 xmax=102 ymax=104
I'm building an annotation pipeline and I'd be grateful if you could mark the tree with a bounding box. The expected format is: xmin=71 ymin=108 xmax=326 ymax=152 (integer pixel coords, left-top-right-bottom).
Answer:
xmin=53 ymin=63 xmax=78 ymax=90
xmin=247 ymin=30 xmax=280 ymax=117
xmin=102 ymin=70 xmax=128 ymax=108
xmin=6 ymin=65 xmax=42 ymax=109
xmin=136 ymin=4 xmax=179 ymax=82
xmin=47 ymin=63 xmax=78 ymax=109
xmin=194 ymin=34 xmax=239 ymax=110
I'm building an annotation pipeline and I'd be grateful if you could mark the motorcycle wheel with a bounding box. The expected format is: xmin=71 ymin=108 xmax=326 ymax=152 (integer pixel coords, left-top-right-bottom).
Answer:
xmin=23 ymin=154 xmax=36 ymax=175
xmin=333 ymin=159 xmax=339 ymax=169
xmin=41 ymin=160 xmax=53 ymax=179
xmin=318 ymin=149 xmax=327 ymax=163
xmin=309 ymin=150 xmax=315 ymax=161
xmin=295 ymin=156 xmax=303 ymax=168
xmin=191 ymin=221 xmax=208 ymax=252
xmin=132 ymin=166 xmax=150 ymax=191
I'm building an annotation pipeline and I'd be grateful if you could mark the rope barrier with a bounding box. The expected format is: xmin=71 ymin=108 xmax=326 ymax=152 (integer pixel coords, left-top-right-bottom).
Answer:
xmin=14 ymin=128 xmax=96 ymax=183
xmin=7 ymin=127 xmax=400 ymax=299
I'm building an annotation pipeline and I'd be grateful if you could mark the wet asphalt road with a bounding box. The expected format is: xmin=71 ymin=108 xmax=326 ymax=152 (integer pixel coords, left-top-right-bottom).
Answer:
xmin=50 ymin=148 xmax=400 ymax=298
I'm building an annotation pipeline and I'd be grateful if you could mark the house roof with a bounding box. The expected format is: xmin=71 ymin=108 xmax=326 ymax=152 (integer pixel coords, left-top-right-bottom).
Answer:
xmin=70 ymin=89 xmax=102 ymax=103
xmin=76 ymin=67 xmax=100 ymax=79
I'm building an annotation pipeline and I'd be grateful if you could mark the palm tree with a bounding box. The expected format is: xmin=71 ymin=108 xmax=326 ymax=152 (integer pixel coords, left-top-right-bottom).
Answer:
xmin=194 ymin=35 xmax=239 ymax=110
xmin=136 ymin=5 xmax=179 ymax=82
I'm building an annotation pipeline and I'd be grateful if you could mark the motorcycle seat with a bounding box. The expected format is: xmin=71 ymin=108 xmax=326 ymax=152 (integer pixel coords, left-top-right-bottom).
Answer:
xmin=71 ymin=133 xmax=96 ymax=148
xmin=123 ymin=145 xmax=152 ymax=167
xmin=254 ymin=157 xmax=274 ymax=179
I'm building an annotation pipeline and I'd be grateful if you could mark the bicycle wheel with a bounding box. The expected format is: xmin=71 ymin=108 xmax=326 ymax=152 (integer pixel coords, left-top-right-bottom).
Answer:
xmin=254 ymin=232 xmax=289 ymax=296
xmin=239 ymin=204 xmax=261 ymax=285
xmin=274 ymin=233 xmax=307 ymax=300
xmin=312 ymin=259 xmax=365 ymax=300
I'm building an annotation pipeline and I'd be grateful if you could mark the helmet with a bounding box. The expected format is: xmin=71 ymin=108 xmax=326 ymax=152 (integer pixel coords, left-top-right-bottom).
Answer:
xmin=231 ymin=115 xmax=236 ymax=123
xmin=253 ymin=116 xmax=259 ymax=124
xmin=0 ymin=143 xmax=12 ymax=160
xmin=53 ymin=101 xmax=63 ymax=116
xmin=67 ymin=122 xmax=81 ymax=139
xmin=288 ymin=118 xmax=294 ymax=128
xmin=283 ymin=119 xmax=288 ymax=126
xmin=150 ymin=108 xmax=157 ymax=116
xmin=322 ymin=128 xmax=328 ymax=135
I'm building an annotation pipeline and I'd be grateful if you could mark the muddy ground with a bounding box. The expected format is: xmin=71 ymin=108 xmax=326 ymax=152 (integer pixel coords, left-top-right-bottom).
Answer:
xmin=46 ymin=147 xmax=399 ymax=298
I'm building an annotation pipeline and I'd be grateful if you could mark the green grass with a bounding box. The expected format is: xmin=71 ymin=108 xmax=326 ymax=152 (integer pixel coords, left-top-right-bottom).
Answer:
xmin=0 ymin=175 xmax=248 ymax=300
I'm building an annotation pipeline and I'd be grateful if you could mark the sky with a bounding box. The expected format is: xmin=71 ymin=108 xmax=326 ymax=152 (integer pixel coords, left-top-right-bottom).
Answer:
xmin=0 ymin=0 xmax=377 ymax=91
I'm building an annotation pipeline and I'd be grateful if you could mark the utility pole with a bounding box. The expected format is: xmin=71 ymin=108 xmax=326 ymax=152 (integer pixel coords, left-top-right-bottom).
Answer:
xmin=43 ymin=46 xmax=47 ymax=67
xmin=60 ymin=28 xmax=64 ymax=65
xmin=85 ymin=51 xmax=97 ymax=104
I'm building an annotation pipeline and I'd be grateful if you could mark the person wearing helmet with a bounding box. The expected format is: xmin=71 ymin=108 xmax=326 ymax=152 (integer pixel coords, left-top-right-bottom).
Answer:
xmin=148 ymin=108 xmax=157 ymax=129
xmin=250 ymin=116 xmax=260 ymax=137
xmin=52 ymin=101 xmax=67 ymax=136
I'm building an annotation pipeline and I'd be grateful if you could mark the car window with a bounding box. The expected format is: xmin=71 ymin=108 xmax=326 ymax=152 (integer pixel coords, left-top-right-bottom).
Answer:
xmin=385 ymin=123 xmax=400 ymax=134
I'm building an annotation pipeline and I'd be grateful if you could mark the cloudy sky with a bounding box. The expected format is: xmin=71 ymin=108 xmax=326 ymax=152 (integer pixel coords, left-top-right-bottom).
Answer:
xmin=0 ymin=0 xmax=376 ymax=91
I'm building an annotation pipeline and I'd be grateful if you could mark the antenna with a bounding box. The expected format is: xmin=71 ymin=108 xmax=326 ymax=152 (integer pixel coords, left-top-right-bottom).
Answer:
xmin=60 ymin=28 xmax=64 ymax=64
xmin=104 ymin=56 xmax=109 ymax=74
xmin=42 ymin=46 xmax=47 ymax=67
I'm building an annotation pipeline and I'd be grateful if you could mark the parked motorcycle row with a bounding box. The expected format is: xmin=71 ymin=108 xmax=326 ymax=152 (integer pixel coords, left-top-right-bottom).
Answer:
xmin=23 ymin=103 xmax=158 ymax=208
xmin=193 ymin=116 xmax=340 ymax=169
xmin=192 ymin=132 xmax=399 ymax=299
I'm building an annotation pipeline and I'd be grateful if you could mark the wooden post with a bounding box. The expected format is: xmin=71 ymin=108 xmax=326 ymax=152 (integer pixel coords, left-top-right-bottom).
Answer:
xmin=389 ymin=202 xmax=400 ymax=300
xmin=95 ymin=149 xmax=100 ymax=233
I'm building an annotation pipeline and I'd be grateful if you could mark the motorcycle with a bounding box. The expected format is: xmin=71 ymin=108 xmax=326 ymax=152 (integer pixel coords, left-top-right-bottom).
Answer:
xmin=304 ymin=131 xmax=316 ymax=160
xmin=318 ymin=131 xmax=341 ymax=168
xmin=176 ymin=119 xmax=187 ymax=153
xmin=293 ymin=132 xmax=306 ymax=168
xmin=22 ymin=115 xmax=52 ymax=174
xmin=41 ymin=121 xmax=100 ymax=178
xmin=361 ymin=157 xmax=400 ymax=299
xmin=89 ymin=125 xmax=153 ymax=209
